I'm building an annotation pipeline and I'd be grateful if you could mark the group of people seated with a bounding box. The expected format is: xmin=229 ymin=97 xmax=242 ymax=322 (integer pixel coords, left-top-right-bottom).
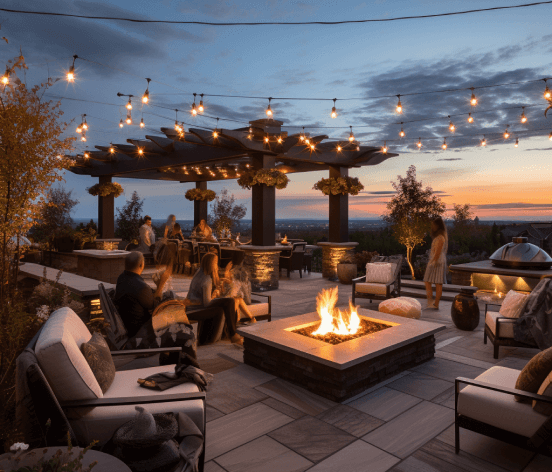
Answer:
xmin=114 ymin=245 xmax=256 ymax=348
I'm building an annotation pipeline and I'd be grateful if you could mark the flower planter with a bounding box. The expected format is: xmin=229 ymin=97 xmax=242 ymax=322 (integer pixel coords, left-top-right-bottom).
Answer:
xmin=337 ymin=263 xmax=358 ymax=284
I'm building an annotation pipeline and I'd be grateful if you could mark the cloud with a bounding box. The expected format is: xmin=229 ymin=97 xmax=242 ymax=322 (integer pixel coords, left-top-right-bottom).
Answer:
xmin=437 ymin=158 xmax=463 ymax=161
xmin=474 ymin=203 xmax=552 ymax=210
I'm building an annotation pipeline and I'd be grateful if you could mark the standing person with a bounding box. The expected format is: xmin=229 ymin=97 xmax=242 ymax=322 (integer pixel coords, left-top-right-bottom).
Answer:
xmin=138 ymin=216 xmax=155 ymax=254
xmin=163 ymin=214 xmax=177 ymax=238
xmin=168 ymin=223 xmax=185 ymax=242
xmin=186 ymin=253 xmax=242 ymax=345
xmin=424 ymin=216 xmax=448 ymax=309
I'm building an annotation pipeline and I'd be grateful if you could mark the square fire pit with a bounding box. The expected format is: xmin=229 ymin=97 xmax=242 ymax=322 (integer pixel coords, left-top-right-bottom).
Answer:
xmin=237 ymin=309 xmax=445 ymax=402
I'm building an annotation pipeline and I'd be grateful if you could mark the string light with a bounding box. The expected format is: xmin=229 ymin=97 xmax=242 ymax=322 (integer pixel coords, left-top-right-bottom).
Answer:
xmin=305 ymin=136 xmax=310 ymax=145
xmin=467 ymin=112 xmax=474 ymax=123
xmin=470 ymin=87 xmax=477 ymax=106
xmin=109 ymin=143 xmax=115 ymax=153
xmin=396 ymin=94 xmax=402 ymax=114
xmin=549 ymin=131 xmax=552 ymax=141
xmin=138 ymin=148 xmax=144 ymax=156
xmin=544 ymin=79 xmax=551 ymax=100
xmin=142 ymin=78 xmax=151 ymax=104
xmin=442 ymin=137 xmax=447 ymax=150
xmin=336 ymin=145 xmax=342 ymax=152
xmin=247 ymin=127 xmax=252 ymax=140
xmin=1 ymin=68 xmax=9 ymax=85
xmin=119 ymin=119 xmax=124 ymax=128
xmin=299 ymin=127 xmax=305 ymax=142
xmin=81 ymin=135 xmax=87 ymax=142
xmin=84 ymin=152 xmax=89 ymax=159
xmin=448 ymin=116 xmax=455 ymax=132
xmin=331 ymin=98 xmax=337 ymax=119
xmin=264 ymin=135 xmax=269 ymax=143
xmin=481 ymin=136 xmax=487 ymax=146
xmin=191 ymin=93 xmax=198 ymax=116
xmin=266 ymin=97 xmax=273 ymax=118
xmin=140 ymin=117 xmax=145 ymax=128
xmin=126 ymin=98 xmax=132 ymax=110
xmin=399 ymin=123 xmax=405 ymax=137
xmin=125 ymin=113 xmax=132 ymax=125
xmin=356 ymin=144 xmax=360 ymax=151
xmin=277 ymin=136 xmax=283 ymax=144
xmin=503 ymin=127 xmax=510 ymax=139
xmin=382 ymin=141 xmax=388 ymax=154
xmin=417 ymin=137 xmax=422 ymax=148
xmin=310 ymin=143 xmax=315 ymax=151
xmin=520 ymin=106 xmax=527 ymax=123
xmin=174 ymin=109 xmax=182 ymax=131
xmin=515 ymin=137 xmax=519 ymax=147
xmin=213 ymin=118 xmax=219 ymax=139
xmin=76 ymin=125 xmax=82 ymax=134
xmin=198 ymin=93 xmax=205 ymax=113
xmin=348 ymin=126 xmax=355 ymax=142
xmin=66 ymin=55 xmax=77 ymax=82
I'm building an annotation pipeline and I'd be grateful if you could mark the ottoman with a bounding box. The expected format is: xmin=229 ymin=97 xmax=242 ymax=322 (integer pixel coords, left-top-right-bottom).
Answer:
xmin=378 ymin=297 xmax=421 ymax=319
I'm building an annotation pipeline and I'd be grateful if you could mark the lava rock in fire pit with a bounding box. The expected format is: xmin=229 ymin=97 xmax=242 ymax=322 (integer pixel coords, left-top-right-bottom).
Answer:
xmin=292 ymin=319 xmax=391 ymax=345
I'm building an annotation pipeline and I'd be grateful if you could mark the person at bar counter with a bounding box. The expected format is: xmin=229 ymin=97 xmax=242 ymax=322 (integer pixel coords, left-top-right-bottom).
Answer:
xmin=192 ymin=218 xmax=213 ymax=240
xmin=137 ymin=215 xmax=155 ymax=254
xmin=163 ymin=214 xmax=177 ymax=238
xmin=167 ymin=223 xmax=185 ymax=242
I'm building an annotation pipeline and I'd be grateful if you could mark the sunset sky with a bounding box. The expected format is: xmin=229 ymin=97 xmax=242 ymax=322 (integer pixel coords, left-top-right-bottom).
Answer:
xmin=2 ymin=0 xmax=552 ymax=221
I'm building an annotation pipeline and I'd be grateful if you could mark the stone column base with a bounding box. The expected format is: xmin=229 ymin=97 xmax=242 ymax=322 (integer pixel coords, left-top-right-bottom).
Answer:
xmin=317 ymin=242 xmax=359 ymax=279
xmin=241 ymin=246 xmax=282 ymax=291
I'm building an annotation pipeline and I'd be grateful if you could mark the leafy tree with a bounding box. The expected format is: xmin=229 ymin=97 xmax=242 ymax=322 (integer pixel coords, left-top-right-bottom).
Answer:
xmin=452 ymin=203 xmax=473 ymax=227
xmin=383 ymin=165 xmax=445 ymax=279
xmin=115 ymin=191 xmax=144 ymax=242
xmin=208 ymin=189 xmax=246 ymax=237
xmin=30 ymin=187 xmax=79 ymax=244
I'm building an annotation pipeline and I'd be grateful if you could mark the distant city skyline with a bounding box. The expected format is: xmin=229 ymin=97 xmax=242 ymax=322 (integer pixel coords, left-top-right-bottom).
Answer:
xmin=2 ymin=0 xmax=551 ymax=220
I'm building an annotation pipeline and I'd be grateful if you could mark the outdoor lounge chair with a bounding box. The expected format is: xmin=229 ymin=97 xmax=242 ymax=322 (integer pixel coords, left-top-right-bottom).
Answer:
xmin=352 ymin=255 xmax=403 ymax=304
xmin=455 ymin=366 xmax=552 ymax=456
xmin=484 ymin=310 xmax=538 ymax=359
xmin=279 ymin=242 xmax=306 ymax=278
xmin=16 ymin=307 xmax=206 ymax=470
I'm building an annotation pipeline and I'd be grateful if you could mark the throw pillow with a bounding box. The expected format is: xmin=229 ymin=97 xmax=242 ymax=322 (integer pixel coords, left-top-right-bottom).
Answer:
xmin=365 ymin=263 xmax=396 ymax=284
xmin=81 ymin=332 xmax=116 ymax=394
xmin=533 ymin=371 xmax=552 ymax=416
xmin=514 ymin=346 xmax=552 ymax=402
xmin=499 ymin=290 xmax=529 ymax=319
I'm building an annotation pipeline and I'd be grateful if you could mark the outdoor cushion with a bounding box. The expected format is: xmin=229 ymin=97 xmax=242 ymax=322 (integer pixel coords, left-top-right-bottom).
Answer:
xmin=355 ymin=283 xmax=388 ymax=296
xmin=81 ymin=332 xmax=116 ymax=394
xmin=379 ymin=297 xmax=421 ymax=319
xmin=365 ymin=263 xmax=396 ymax=284
xmin=485 ymin=311 xmax=515 ymax=339
xmin=514 ymin=346 xmax=552 ymax=403
xmin=246 ymin=303 xmax=269 ymax=318
xmin=67 ymin=364 xmax=204 ymax=446
xmin=35 ymin=307 xmax=103 ymax=403
xmin=499 ymin=290 xmax=529 ymax=319
xmin=457 ymin=366 xmax=549 ymax=438
xmin=534 ymin=372 xmax=552 ymax=416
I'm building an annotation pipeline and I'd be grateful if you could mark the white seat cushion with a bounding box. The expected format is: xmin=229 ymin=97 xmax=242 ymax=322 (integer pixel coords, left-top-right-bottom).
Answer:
xmin=355 ymin=282 xmax=388 ymax=296
xmin=67 ymin=365 xmax=204 ymax=446
xmin=379 ymin=297 xmax=421 ymax=319
xmin=247 ymin=302 xmax=269 ymax=318
xmin=485 ymin=311 xmax=515 ymax=339
xmin=458 ymin=366 xmax=549 ymax=438
xmin=36 ymin=307 xmax=102 ymax=402
xmin=365 ymin=263 xmax=396 ymax=284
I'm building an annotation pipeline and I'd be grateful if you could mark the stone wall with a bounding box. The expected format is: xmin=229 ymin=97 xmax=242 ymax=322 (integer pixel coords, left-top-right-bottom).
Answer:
xmin=77 ymin=256 xmax=125 ymax=284
xmin=244 ymin=335 xmax=436 ymax=402
xmin=321 ymin=246 xmax=356 ymax=279
xmin=450 ymin=269 xmax=472 ymax=286
xmin=243 ymin=251 xmax=280 ymax=291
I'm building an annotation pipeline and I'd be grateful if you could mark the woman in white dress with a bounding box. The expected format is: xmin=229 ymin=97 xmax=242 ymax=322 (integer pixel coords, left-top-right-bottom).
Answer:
xmin=423 ymin=216 xmax=448 ymax=309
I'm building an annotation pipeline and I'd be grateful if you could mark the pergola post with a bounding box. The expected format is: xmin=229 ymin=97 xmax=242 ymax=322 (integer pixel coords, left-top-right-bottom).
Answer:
xmin=194 ymin=181 xmax=208 ymax=227
xmin=98 ymin=175 xmax=115 ymax=239
xmin=329 ymin=166 xmax=349 ymax=243
xmin=251 ymin=154 xmax=276 ymax=246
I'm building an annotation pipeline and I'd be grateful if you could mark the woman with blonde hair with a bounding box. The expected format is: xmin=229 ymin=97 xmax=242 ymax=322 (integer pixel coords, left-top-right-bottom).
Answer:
xmin=186 ymin=253 xmax=242 ymax=345
xmin=424 ymin=216 xmax=448 ymax=309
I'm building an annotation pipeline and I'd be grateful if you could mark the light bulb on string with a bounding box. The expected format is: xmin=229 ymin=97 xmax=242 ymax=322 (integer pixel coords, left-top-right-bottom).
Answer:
xmin=448 ymin=116 xmax=455 ymax=132
xmin=417 ymin=138 xmax=422 ymax=149
xmin=277 ymin=136 xmax=283 ymax=144
xmin=66 ymin=55 xmax=77 ymax=82
xmin=264 ymin=135 xmax=269 ymax=143
xmin=396 ymin=94 xmax=402 ymax=114
xmin=82 ymin=120 xmax=88 ymax=131
xmin=481 ymin=136 xmax=487 ymax=147
xmin=174 ymin=109 xmax=181 ymax=131
xmin=544 ymin=79 xmax=551 ymax=100
xmin=467 ymin=113 xmax=474 ymax=123
xmin=76 ymin=125 xmax=82 ymax=134
xmin=336 ymin=145 xmax=342 ymax=152
xmin=198 ymin=94 xmax=204 ymax=113
xmin=356 ymin=144 xmax=360 ymax=151
xmin=140 ymin=117 xmax=145 ymax=128
xmin=1 ymin=68 xmax=9 ymax=85
xmin=138 ymin=148 xmax=144 ymax=156
xmin=109 ymin=144 xmax=115 ymax=154
xmin=549 ymin=131 xmax=552 ymax=141
xmin=119 ymin=119 xmax=124 ymax=128
xmin=348 ymin=126 xmax=355 ymax=143
xmin=126 ymin=98 xmax=132 ymax=110
xmin=84 ymin=152 xmax=89 ymax=159
xmin=142 ymin=78 xmax=151 ymax=104
xmin=126 ymin=113 xmax=132 ymax=125
xmin=514 ymin=138 xmax=519 ymax=147
xmin=442 ymin=137 xmax=447 ymax=150
xmin=191 ymin=93 xmax=197 ymax=116
xmin=266 ymin=97 xmax=273 ymax=118
xmin=520 ymin=106 xmax=527 ymax=123
xmin=299 ymin=127 xmax=305 ymax=142
xmin=310 ymin=143 xmax=315 ymax=151
xmin=331 ymin=98 xmax=337 ymax=119
xmin=212 ymin=118 xmax=219 ymax=139
xmin=81 ymin=135 xmax=86 ymax=142
xmin=503 ymin=127 xmax=510 ymax=139
xmin=382 ymin=141 xmax=388 ymax=154
xmin=470 ymin=87 xmax=477 ymax=106
xmin=399 ymin=123 xmax=405 ymax=138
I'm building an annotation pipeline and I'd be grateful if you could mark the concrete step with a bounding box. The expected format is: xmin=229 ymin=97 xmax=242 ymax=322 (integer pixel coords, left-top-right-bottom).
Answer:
xmin=400 ymin=286 xmax=457 ymax=302
xmin=401 ymin=279 xmax=465 ymax=293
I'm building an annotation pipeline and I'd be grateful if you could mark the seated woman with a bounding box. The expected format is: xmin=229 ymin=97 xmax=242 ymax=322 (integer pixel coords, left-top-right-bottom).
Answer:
xmin=220 ymin=263 xmax=256 ymax=324
xmin=163 ymin=214 xmax=177 ymax=239
xmin=168 ymin=223 xmax=185 ymax=242
xmin=186 ymin=253 xmax=242 ymax=345
xmin=192 ymin=219 xmax=213 ymax=240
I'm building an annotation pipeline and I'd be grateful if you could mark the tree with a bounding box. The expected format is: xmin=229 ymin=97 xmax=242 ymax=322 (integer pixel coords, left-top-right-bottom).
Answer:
xmin=452 ymin=203 xmax=473 ymax=227
xmin=115 ymin=191 xmax=144 ymax=242
xmin=383 ymin=165 xmax=445 ymax=279
xmin=208 ymin=189 xmax=246 ymax=237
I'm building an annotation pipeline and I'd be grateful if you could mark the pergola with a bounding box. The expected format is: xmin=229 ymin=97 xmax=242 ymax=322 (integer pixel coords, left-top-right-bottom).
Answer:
xmin=70 ymin=118 xmax=397 ymax=247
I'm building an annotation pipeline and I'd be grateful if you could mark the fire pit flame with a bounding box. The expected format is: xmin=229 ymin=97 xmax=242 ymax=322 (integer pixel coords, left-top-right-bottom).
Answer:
xmin=312 ymin=287 xmax=360 ymax=336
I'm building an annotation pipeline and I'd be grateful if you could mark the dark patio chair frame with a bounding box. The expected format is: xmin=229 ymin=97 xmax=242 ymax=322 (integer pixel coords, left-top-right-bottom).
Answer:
xmin=250 ymin=292 xmax=272 ymax=322
xmin=279 ymin=242 xmax=306 ymax=278
xmin=197 ymin=242 xmax=232 ymax=268
xmin=483 ymin=314 xmax=537 ymax=359
xmin=21 ymin=330 xmax=206 ymax=471
xmin=351 ymin=255 xmax=402 ymax=304
xmin=455 ymin=376 xmax=552 ymax=457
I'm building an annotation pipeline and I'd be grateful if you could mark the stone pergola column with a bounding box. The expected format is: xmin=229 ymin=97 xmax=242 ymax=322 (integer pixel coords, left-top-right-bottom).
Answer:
xmin=329 ymin=165 xmax=349 ymax=243
xmin=251 ymin=154 xmax=276 ymax=246
xmin=194 ymin=181 xmax=208 ymax=227
xmin=98 ymin=175 xmax=115 ymax=239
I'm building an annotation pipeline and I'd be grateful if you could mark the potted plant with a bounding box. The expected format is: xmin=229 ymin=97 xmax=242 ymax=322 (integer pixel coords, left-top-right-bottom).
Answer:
xmin=337 ymin=253 xmax=358 ymax=284
xmin=73 ymin=226 xmax=97 ymax=250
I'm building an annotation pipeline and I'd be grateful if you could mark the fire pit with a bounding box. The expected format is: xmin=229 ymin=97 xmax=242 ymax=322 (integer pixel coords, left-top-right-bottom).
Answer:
xmin=238 ymin=287 xmax=445 ymax=402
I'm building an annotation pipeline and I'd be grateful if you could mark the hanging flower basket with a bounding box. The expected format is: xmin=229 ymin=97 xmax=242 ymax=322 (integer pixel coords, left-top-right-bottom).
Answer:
xmin=185 ymin=188 xmax=217 ymax=202
xmin=87 ymin=182 xmax=124 ymax=198
xmin=237 ymin=168 xmax=289 ymax=190
xmin=313 ymin=176 xmax=364 ymax=196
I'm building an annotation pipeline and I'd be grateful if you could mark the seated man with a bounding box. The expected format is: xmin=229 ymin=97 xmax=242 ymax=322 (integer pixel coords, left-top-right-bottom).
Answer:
xmin=114 ymin=251 xmax=170 ymax=338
